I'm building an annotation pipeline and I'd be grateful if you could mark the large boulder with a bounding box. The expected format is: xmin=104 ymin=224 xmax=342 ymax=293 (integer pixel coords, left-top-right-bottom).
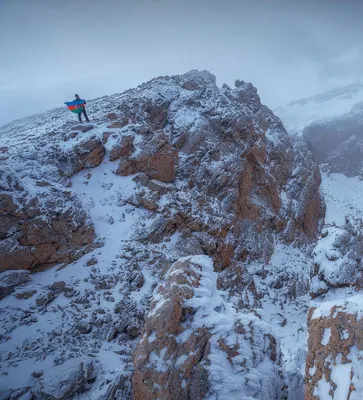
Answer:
xmin=284 ymin=137 xmax=325 ymax=241
xmin=0 ymin=270 xmax=31 ymax=299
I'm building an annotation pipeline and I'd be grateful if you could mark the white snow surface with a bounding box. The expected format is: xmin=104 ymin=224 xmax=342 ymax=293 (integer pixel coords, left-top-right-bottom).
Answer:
xmin=0 ymin=157 xmax=153 ymax=397
xmin=0 ymin=94 xmax=167 ymax=397
xmin=321 ymin=172 xmax=363 ymax=225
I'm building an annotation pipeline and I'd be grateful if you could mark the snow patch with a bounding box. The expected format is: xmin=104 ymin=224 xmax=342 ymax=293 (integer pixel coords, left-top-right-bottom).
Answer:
xmin=321 ymin=328 xmax=331 ymax=346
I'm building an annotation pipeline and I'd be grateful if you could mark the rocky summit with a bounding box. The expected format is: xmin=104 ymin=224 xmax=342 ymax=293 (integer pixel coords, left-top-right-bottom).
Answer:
xmin=0 ymin=71 xmax=362 ymax=399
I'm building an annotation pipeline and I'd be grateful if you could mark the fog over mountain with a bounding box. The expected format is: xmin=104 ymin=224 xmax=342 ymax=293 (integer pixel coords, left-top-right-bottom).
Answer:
xmin=1 ymin=0 xmax=363 ymax=126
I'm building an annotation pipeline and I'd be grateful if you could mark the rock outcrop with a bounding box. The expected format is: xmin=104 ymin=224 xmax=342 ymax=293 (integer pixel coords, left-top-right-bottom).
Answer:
xmin=0 ymin=172 xmax=95 ymax=271
xmin=133 ymin=256 xmax=286 ymax=400
xmin=306 ymin=297 xmax=363 ymax=399
xmin=115 ymin=132 xmax=177 ymax=183
xmin=310 ymin=217 xmax=363 ymax=298
xmin=111 ymin=71 xmax=324 ymax=273
xmin=57 ymin=136 xmax=106 ymax=177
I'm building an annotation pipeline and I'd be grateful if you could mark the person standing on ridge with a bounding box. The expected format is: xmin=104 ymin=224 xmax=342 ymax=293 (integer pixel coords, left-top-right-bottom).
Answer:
xmin=75 ymin=94 xmax=90 ymax=123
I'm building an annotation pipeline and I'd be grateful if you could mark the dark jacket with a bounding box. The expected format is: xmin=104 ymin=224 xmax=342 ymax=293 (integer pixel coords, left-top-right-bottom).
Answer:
xmin=75 ymin=97 xmax=86 ymax=105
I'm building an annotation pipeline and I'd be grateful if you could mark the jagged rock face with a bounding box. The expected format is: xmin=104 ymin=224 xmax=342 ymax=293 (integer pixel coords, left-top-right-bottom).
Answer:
xmin=109 ymin=135 xmax=135 ymax=161
xmin=0 ymin=70 xmax=326 ymax=399
xmin=58 ymin=135 xmax=105 ymax=177
xmin=109 ymin=70 xmax=323 ymax=270
xmin=0 ymin=70 xmax=323 ymax=274
xmin=114 ymin=132 xmax=177 ymax=183
xmin=0 ymin=127 xmax=105 ymax=272
xmin=302 ymin=104 xmax=363 ymax=177
xmin=0 ymin=171 xmax=95 ymax=271
xmin=0 ymin=270 xmax=31 ymax=300
xmin=310 ymin=217 xmax=363 ymax=298
xmin=133 ymin=256 xmax=286 ymax=400
xmin=286 ymin=137 xmax=325 ymax=240
xmin=305 ymin=298 xmax=363 ymax=399
xmin=132 ymin=257 xmax=211 ymax=400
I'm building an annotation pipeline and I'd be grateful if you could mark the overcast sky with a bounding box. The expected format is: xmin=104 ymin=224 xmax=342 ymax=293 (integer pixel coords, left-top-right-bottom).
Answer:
xmin=0 ymin=0 xmax=363 ymax=126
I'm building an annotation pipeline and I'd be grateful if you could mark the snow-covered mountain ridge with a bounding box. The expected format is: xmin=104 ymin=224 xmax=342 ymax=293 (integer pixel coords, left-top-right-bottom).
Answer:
xmin=0 ymin=70 xmax=362 ymax=400
xmin=275 ymin=83 xmax=363 ymax=135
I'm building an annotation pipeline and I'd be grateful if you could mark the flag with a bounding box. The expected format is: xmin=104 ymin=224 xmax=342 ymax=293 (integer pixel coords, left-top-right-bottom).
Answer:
xmin=65 ymin=100 xmax=86 ymax=114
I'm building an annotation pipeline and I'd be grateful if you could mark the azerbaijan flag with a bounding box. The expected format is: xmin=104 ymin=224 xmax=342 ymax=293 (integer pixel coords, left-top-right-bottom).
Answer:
xmin=65 ymin=100 xmax=86 ymax=114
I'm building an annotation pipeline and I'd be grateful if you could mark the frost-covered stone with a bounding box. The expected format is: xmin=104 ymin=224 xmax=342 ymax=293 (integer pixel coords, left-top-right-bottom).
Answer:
xmin=0 ymin=69 xmax=327 ymax=399
xmin=310 ymin=218 xmax=363 ymax=297
xmin=0 ymin=270 xmax=31 ymax=299
xmin=306 ymin=296 xmax=363 ymax=399
xmin=133 ymin=256 xmax=286 ymax=400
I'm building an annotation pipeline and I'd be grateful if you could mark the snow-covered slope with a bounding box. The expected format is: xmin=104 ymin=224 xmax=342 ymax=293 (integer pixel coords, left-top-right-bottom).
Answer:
xmin=276 ymin=84 xmax=363 ymax=398
xmin=275 ymin=83 xmax=363 ymax=135
xmin=302 ymin=102 xmax=363 ymax=178
xmin=0 ymin=70 xmax=361 ymax=400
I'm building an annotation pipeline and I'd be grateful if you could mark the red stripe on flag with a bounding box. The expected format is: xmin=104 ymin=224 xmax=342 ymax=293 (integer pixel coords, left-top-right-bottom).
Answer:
xmin=67 ymin=104 xmax=84 ymax=111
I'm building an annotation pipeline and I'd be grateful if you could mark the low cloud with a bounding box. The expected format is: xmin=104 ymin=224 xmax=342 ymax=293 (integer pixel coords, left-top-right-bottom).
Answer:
xmin=1 ymin=0 xmax=362 ymax=126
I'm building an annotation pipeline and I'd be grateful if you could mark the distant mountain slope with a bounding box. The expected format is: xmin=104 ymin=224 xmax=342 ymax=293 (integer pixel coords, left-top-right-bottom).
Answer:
xmin=302 ymin=103 xmax=363 ymax=177
xmin=275 ymin=83 xmax=363 ymax=135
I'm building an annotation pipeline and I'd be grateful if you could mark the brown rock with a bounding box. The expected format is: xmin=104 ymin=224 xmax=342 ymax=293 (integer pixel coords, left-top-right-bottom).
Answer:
xmin=72 ymin=124 xmax=94 ymax=133
xmin=147 ymin=179 xmax=168 ymax=194
xmin=132 ymin=173 xmax=150 ymax=187
xmin=132 ymin=255 xmax=285 ymax=399
xmin=0 ymin=241 xmax=33 ymax=271
xmin=15 ymin=289 xmax=37 ymax=299
xmin=107 ymin=117 xmax=129 ymax=129
xmin=77 ymin=138 xmax=105 ymax=168
xmin=115 ymin=134 xmax=177 ymax=183
xmin=36 ymin=291 xmax=57 ymax=307
xmin=133 ymin=135 xmax=178 ymax=183
xmin=0 ymin=194 xmax=17 ymax=214
xmin=182 ymin=80 xmax=200 ymax=91
xmin=142 ymin=99 xmax=169 ymax=130
xmin=0 ymin=271 xmax=31 ymax=299
xmin=106 ymin=112 xmax=119 ymax=121
xmin=109 ymin=135 xmax=135 ymax=161
xmin=287 ymin=138 xmax=325 ymax=241
xmin=49 ymin=281 xmax=67 ymax=291
xmin=137 ymin=194 xmax=159 ymax=211
xmin=0 ymin=186 xmax=96 ymax=272
xmin=305 ymin=302 xmax=363 ymax=399
xmin=102 ymin=132 xmax=112 ymax=144
xmin=132 ymin=258 xmax=211 ymax=400
xmin=115 ymin=159 xmax=138 ymax=176
xmin=86 ymin=257 xmax=98 ymax=266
